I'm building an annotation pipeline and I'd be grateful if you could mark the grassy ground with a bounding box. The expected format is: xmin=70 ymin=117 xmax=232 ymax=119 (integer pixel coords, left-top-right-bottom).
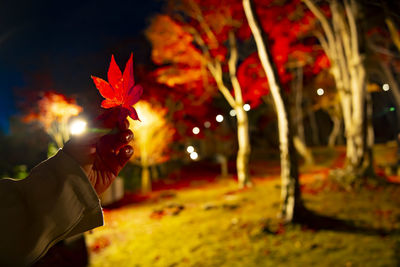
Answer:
xmin=86 ymin=146 xmax=400 ymax=267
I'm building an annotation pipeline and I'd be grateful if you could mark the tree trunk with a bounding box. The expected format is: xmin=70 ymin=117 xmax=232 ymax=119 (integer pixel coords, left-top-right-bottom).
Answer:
xmin=303 ymin=0 xmax=373 ymax=182
xmin=344 ymin=0 xmax=368 ymax=176
xmin=294 ymin=136 xmax=314 ymax=166
xmin=199 ymin=25 xmax=252 ymax=188
xmin=294 ymin=67 xmax=305 ymax=144
xmin=141 ymin=165 xmax=151 ymax=194
xmin=235 ymin=106 xmax=251 ymax=187
xmin=151 ymin=165 xmax=159 ymax=181
xmin=217 ymin=154 xmax=229 ymax=177
xmin=243 ymin=0 xmax=302 ymax=223
xmin=141 ymin=145 xmax=152 ymax=193
xmin=307 ymin=101 xmax=320 ymax=146
xmin=328 ymin=113 xmax=341 ymax=147
xmin=212 ymin=70 xmax=251 ymax=187
xmin=228 ymin=31 xmax=251 ymax=188
xmin=363 ymin=92 xmax=374 ymax=175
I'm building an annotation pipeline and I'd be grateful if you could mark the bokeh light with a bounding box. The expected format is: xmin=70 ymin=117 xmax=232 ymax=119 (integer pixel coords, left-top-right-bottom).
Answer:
xmin=383 ymin=83 xmax=390 ymax=91
xmin=186 ymin=146 xmax=195 ymax=153
xmin=216 ymin=114 xmax=224 ymax=122
xmin=190 ymin=151 xmax=198 ymax=160
xmin=204 ymin=121 xmax=211 ymax=128
xmin=192 ymin=127 xmax=200 ymax=135
xmin=230 ymin=110 xmax=236 ymax=117
xmin=243 ymin=104 xmax=251 ymax=111
xmin=317 ymin=88 xmax=325 ymax=96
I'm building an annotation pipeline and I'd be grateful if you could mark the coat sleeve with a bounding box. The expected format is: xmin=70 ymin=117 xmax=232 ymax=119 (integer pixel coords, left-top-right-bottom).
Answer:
xmin=0 ymin=149 xmax=104 ymax=266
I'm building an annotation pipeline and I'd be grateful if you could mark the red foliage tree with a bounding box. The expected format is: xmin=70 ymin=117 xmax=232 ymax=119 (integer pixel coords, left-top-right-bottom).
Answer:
xmin=146 ymin=0 xmax=254 ymax=187
xmin=22 ymin=91 xmax=83 ymax=150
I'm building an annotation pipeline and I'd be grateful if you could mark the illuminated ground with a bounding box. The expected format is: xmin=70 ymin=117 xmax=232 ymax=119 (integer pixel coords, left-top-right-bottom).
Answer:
xmin=86 ymin=145 xmax=400 ymax=267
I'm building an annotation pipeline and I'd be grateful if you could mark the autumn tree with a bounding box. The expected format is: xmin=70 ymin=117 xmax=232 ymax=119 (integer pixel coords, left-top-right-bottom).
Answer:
xmin=302 ymin=0 xmax=373 ymax=181
xmin=129 ymin=101 xmax=175 ymax=193
xmin=23 ymin=91 xmax=82 ymax=152
xmin=146 ymin=0 xmax=253 ymax=187
xmin=365 ymin=12 xmax=400 ymax=168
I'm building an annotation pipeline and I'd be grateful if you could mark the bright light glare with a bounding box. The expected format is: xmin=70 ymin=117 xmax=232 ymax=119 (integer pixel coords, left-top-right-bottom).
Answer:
xmin=192 ymin=127 xmax=200 ymax=135
xmin=190 ymin=152 xmax=198 ymax=160
xmin=317 ymin=88 xmax=325 ymax=96
xmin=383 ymin=83 xmax=390 ymax=91
xmin=229 ymin=110 xmax=236 ymax=117
xmin=186 ymin=146 xmax=195 ymax=153
xmin=216 ymin=114 xmax=224 ymax=122
xmin=243 ymin=104 xmax=251 ymax=111
xmin=204 ymin=121 xmax=211 ymax=128
xmin=70 ymin=119 xmax=87 ymax=135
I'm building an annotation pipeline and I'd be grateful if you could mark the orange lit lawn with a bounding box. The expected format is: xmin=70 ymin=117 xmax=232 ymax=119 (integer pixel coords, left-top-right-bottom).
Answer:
xmin=86 ymin=145 xmax=400 ymax=267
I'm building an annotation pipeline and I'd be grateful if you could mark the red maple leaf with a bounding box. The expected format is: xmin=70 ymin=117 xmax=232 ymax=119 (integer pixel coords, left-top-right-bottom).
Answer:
xmin=91 ymin=53 xmax=143 ymax=122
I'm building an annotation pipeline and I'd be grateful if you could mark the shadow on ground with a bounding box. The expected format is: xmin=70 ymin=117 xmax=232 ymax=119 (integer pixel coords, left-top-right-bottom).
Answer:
xmin=292 ymin=208 xmax=397 ymax=237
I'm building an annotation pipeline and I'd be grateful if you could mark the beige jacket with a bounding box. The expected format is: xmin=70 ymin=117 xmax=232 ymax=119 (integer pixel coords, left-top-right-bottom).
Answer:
xmin=0 ymin=150 xmax=103 ymax=266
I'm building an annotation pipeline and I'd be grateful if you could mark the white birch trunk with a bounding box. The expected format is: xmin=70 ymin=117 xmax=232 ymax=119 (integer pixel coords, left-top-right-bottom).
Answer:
xmin=243 ymin=0 xmax=301 ymax=222
xmin=235 ymin=106 xmax=251 ymax=187
xmin=294 ymin=136 xmax=314 ymax=166
xmin=189 ymin=13 xmax=252 ymax=188
xmin=228 ymin=32 xmax=251 ymax=187
xmin=207 ymin=33 xmax=251 ymax=188
xmin=328 ymin=113 xmax=341 ymax=147
xmin=303 ymin=0 xmax=372 ymax=180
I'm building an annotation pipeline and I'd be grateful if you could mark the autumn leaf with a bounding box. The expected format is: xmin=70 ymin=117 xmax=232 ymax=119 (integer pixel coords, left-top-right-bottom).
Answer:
xmin=91 ymin=53 xmax=143 ymax=122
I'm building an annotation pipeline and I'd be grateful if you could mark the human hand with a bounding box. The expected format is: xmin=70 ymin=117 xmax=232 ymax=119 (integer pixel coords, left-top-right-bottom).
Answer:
xmin=63 ymin=109 xmax=133 ymax=195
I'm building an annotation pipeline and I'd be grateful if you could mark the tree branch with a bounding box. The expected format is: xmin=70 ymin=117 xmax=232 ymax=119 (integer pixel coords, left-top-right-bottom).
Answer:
xmin=314 ymin=30 xmax=330 ymax=54
xmin=385 ymin=17 xmax=400 ymax=53
xmin=186 ymin=17 xmax=236 ymax=108
xmin=331 ymin=0 xmax=352 ymax=63
xmin=210 ymin=61 xmax=237 ymax=108
xmin=228 ymin=31 xmax=244 ymax=105
xmin=186 ymin=0 xmax=219 ymax=49
xmin=344 ymin=0 xmax=359 ymax=60
xmin=302 ymin=0 xmax=336 ymax=56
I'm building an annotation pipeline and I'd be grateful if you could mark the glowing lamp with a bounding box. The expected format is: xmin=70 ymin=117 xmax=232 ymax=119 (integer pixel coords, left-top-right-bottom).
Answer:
xmin=70 ymin=119 xmax=87 ymax=135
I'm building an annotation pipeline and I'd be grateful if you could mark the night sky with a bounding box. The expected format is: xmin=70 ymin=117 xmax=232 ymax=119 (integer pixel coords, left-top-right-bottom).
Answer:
xmin=0 ymin=0 xmax=161 ymax=132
